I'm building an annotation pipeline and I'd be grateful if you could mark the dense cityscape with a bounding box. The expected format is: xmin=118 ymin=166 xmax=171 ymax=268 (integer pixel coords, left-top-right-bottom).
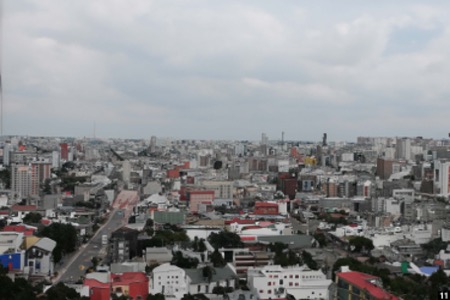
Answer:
xmin=0 ymin=134 xmax=449 ymax=300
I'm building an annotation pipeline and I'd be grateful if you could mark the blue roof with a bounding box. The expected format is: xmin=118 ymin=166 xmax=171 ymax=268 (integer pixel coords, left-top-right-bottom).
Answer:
xmin=420 ymin=266 xmax=439 ymax=276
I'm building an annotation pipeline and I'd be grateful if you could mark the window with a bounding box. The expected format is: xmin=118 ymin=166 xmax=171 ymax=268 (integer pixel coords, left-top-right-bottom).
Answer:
xmin=279 ymin=280 xmax=283 ymax=285
xmin=289 ymin=282 xmax=293 ymax=286
xmin=295 ymin=275 xmax=299 ymax=278
xmin=259 ymin=290 xmax=263 ymax=293
xmin=268 ymin=290 xmax=272 ymax=294
xmin=198 ymin=286 xmax=201 ymax=292
xmin=289 ymin=275 xmax=293 ymax=278
xmin=268 ymin=282 xmax=272 ymax=286
xmin=295 ymin=283 xmax=299 ymax=286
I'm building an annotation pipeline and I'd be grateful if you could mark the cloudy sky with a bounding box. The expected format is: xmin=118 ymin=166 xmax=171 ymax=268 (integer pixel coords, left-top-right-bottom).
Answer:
xmin=2 ymin=1 xmax=450 ymax=142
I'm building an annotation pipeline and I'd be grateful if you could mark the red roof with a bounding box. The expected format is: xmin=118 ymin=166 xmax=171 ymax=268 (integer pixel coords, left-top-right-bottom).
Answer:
xmin=225 ymin=218 xmax=255 ymax=225
xmin=11 ymin=205 xmax=37 ymax=211
xmin=2 ymin=225 xmax=36 ymax=236
xmin=84 ymin=278 xmax=110 ymax=289
xmin=255 ymin=202 xmax=278 ymax=207
xmin=240 ymin=236 xmax=257 ymax=241
xmin=337 ymin=271 xmax=399 ymax=300
xmin=111 ymin=272 xmax=148 ymax=286
xmin=242 ymin=226 xmax=261 ymax=231
xmin=41 ymin=219 xmax=52 ymax=225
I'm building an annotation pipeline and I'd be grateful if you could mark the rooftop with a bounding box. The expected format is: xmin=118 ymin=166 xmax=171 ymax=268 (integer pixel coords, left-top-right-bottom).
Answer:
xmin=337 ymin=271 xmax=399 ymax=300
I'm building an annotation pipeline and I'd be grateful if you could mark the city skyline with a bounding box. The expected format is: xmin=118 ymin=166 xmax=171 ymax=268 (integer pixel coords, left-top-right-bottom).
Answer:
xmin=2 ymin=1 xmax=450 ymax=141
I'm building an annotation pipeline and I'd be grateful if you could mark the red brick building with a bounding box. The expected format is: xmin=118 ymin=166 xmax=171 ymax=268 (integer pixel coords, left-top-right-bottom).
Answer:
xmin=254 ymin=202 xmax=278 ymax=215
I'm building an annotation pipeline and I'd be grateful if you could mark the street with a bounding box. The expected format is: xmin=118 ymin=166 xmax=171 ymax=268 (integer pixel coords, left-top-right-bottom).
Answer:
xmin=55 ymin=209 xmax=125 ymax=283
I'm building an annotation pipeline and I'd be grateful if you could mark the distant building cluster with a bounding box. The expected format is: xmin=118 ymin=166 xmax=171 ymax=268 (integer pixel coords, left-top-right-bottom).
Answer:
xmin=0 ymin=133 xmax=450 ymax=299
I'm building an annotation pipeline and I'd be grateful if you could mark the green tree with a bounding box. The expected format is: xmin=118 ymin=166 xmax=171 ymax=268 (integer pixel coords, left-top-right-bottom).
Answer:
xmin=23 ymin=212 xmax=42 ymax=224
xmin=348 ymin=236 xmax=374 ymax=253
xmin=301 ymin=251 xmax=318 ymax=270
xmin=210 ymin=248 xmax=226 ymax=267
xmin=0 ymin=168 xmax=11 ymax=189
xmin=39 ymin=223 xmax=78 ymax=263
xmin=171 ymin=251 xmax=199 ymax=269
xmin=145 ymin=229 xmax=189 ymax=247
xmin=313 ymin=232 xmax=328 ymax=248
xmin=147 ymin=294 xmax=165 ymax=300
xmin=208 ymin=231 xmax=243 ymax=249
xmin=422 ymin=238 xmax=448 ymax=258
xmin=45 ymin=282 xmax=87 ymax=300
xmin=202 ymin=266 xmax=216 ymax=282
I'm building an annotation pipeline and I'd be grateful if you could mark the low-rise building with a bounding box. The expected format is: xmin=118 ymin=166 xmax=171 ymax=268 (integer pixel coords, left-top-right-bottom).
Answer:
xmin=335 ymin=267 xmax=398 ymax=300
xmin=247 ymin=265 xmax=332 ymax=300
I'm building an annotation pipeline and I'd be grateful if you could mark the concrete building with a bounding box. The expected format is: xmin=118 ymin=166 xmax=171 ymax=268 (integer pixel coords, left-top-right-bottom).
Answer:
xmin=201 ymin=180 xmax=233 ymax=199
xmin=395 ymin=137 xmax=411 ymax=161
xmin=30 ymin=161 xmax=51 ymax=196
xmin=434 ymin=160 xmax=450 ymax=196
xmin=11 ymin=164 xmax=32 ymax=199
xmin=23 ymin=237 xmax=56 ymax=277
xmin=376 ymin=158 xmax=393 ymax=180
xmin=109 ymin=227 xmax=140 ymax=263
xmin=247 ymin=265 xmax=331 ymax=300
xmin=152 ymin=263 xmax=189 ymax=300
xmin=188 ymin=191 xmax=214 ymax=213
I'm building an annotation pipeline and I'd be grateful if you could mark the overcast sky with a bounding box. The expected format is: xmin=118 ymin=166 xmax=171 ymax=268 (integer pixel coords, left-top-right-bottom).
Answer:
xmin=2 ymin=1 xmax=450 ymax=142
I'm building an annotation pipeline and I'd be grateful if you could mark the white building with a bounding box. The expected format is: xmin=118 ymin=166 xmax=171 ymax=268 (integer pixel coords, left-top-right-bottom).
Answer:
xmin=152 ymin=263 xmax=237 ymax=300
xmin=23 ymin=237 xmax=56 ymax=277
xmin=434 ymin=160 xmax=450 ymax=196
xmin=395 ymin=138 xmax=411 ymax=161
xmin=52 ymin=151 xmax=60 ymax=169
xmin=247 ymin=265 xmax=331 ymax=300
xmin=152 ymin=263 xmax=189 ymax=300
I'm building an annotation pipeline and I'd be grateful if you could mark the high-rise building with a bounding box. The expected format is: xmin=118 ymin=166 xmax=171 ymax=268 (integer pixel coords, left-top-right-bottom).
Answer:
xmin=30 ymin=161 xmax=51 ymax=196
xmin=11 ymin=164 xmax=32 ymax=199
xmin=377 ymin=158 xmax=393 ymax=180
xmin=2 ymin=143 xmax=11 ymax=166
xmin=52 ymin=151 xmax=60 ymax=169
xmin=395 ymin=137 xmax=411 ymax=160
xmin=261 ymin=133 xmax=268 ymax=145
xmin=60 ymin=143 xmax=69 ymax=161
xmin=149 ymin=136 xmax=157 ymax=153
xmin=434 ymin=160 xmax=450 ymax=196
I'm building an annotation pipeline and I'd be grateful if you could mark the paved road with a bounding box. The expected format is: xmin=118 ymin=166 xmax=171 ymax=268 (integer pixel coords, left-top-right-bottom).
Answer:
xmin=55 ymin=209 xmax=126 ymax=283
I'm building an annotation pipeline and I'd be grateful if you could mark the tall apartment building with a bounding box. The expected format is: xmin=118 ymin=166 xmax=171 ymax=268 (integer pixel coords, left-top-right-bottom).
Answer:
xmin=395 ymin=137 xmax=411 ymax=160
xmin=376 ymin=158 xmax=393 ymax=180
xmin=12 ymin=161 xmax=51 ymax=198
xmin=60 ymin=143 xmax=69 ymax=161
xmin=434 ymin=160 xmax=450 ymax=196
xmin=11 ymin=164 xmax=32 ymax=198
xmin=30 ymin=161 xmax=51 ymax=196
xmin=2 ymin=143 xmax=12 ymax=166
